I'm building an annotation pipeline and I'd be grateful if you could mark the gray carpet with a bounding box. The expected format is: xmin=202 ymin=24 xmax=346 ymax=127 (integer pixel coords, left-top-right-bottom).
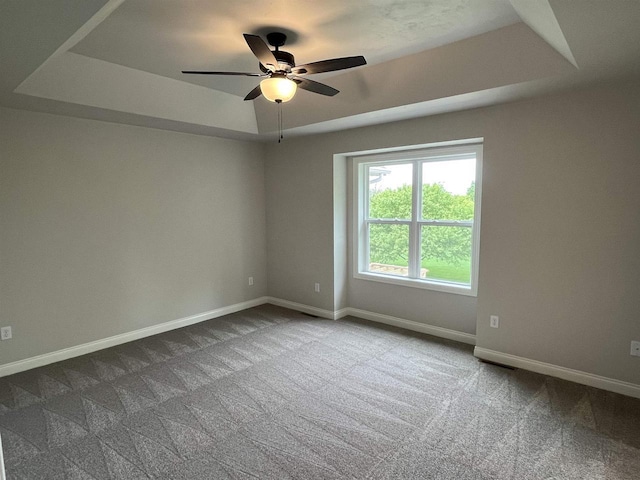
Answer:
xmin=1 ymin=304 xmax=639 ymax=479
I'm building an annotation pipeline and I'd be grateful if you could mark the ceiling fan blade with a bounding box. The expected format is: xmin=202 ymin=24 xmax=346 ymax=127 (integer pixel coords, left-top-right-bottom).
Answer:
xmin=182 ymin=70 xmax=267 ymax=77
xmin=243 ymin=34 xmax=278 ymax=70
xmin=293 ymin=77 xmax=339 ymax=96
xmin=292 ymin=55 xmax=366 ymax=75
xmin=244 ymin=84 xmax=262 ymax=101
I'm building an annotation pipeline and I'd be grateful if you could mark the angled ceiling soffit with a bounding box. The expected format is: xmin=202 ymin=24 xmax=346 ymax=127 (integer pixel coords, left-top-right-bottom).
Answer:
xmin=12 ymin=0 xmax=258 ymax=134
xmin=255 ymin=22 xmax=577 ymax=134
xmin=509 ymin=0 xmax=578 ymax=67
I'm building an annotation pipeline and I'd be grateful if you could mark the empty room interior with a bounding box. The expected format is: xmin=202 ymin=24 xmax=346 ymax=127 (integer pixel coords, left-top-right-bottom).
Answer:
xmin=1 ymin=1 xmax=640 ymax=479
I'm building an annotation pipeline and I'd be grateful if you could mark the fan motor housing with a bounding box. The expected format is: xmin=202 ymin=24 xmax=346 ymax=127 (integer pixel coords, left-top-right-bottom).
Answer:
xmin=260 ymin=50 xmax=295 ymax=73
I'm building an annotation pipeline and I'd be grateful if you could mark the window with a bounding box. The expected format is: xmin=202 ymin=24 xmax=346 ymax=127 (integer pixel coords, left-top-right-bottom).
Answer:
xmin=353 ymin=141 xmax=482 ymax=296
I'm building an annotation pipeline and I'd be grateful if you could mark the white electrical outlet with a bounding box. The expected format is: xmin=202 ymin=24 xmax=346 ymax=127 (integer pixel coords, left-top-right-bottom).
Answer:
xmin=314 ymin=283 xmax=320 ymax=293
xmin=631 ymin=340 xmax=640 ymax=357
xmin=1 ymin=326 xmax=12 ymax=340
xmin=248 ymin=276 xmax=254 ymax=286
xmin=490 ymin=315 xmax=500 ymax=328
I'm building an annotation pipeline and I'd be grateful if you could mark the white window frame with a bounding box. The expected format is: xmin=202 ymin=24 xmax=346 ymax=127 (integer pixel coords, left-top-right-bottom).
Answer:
xmin=352 ymin=140 xmax=483 ymax=296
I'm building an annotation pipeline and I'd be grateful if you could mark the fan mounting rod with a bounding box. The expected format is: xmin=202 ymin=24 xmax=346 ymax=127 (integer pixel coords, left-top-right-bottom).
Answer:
xmin=260 ymin=32 xmax=295 ymax=73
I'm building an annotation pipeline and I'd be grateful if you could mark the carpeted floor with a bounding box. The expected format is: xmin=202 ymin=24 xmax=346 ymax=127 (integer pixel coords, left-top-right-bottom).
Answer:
xmin=1 ymin=304 xmax=639 ymax=479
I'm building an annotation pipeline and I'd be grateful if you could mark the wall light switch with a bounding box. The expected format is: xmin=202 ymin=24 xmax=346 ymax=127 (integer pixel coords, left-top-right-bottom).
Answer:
xmin=631 ymin=340 xmax=640 ymax=357
xmin=314 ymin=283 xmax=320 ymax=293
xmin=490 ymin=315 xmax=499 ymax=328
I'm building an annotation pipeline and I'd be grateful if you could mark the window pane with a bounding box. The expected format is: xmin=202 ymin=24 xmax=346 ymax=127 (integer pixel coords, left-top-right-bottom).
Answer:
xmin=421 ymin=225 xmax=472 ymax=284
xmin=422 ymin=158 xmax=475 ymax=221
xmin=368 ymin=163 xmax=413 ymax=219
xmin=368 ymin=223 xmax=410 ymax=277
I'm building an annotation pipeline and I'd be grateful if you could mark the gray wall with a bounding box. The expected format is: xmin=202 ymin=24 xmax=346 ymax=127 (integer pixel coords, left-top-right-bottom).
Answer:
xmin=333 ymin=156 xmax=348 ymax=312
xmin=475 ymin=81 xmax=640 ymax=385
xmin=2 ymin=78 xmax=639 ymax=387
xmin=0 ymin=107 xmax=267 ymax=366
xmin=265 ymin=79 xmax=640 ymax=385
xmin=264 ymin=139 xmax=336 ymax=311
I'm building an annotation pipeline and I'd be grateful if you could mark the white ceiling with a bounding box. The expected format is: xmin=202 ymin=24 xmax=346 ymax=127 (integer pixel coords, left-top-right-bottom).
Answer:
xmin=1 ymin=0 xmax=639 ymax=141
xmin=69 ymin=0 xmax=521 ymax=97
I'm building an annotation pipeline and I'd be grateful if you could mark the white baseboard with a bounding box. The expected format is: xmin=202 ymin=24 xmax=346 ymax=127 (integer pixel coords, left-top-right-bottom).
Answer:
xmin=5 ymin=296 xmax=636 ymax=400
xmin=264 ymin=298 xmax=476 ymax=345
xmin=265 ymin=297 xmax=337 ymax=320
xmin=0 ymin=297 xmax=269 ymax=378
xmin=474 ymin=347 xmax=640 ymax=399
xmin=344 ymin=307 xmax=477 ymax=345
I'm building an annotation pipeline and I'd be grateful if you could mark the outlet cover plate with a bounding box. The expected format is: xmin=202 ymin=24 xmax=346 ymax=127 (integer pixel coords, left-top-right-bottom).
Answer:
xmin=631 ymin=340 xmax=640 ymax=357
xmin=490 ymin=315 xmax=499 ymax=328
xmin=1 ymin=326 xmax=12 ymax=340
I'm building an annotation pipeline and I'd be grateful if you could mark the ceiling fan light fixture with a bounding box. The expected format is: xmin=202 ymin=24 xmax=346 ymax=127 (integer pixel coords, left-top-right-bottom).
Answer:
xmin=183 ymin=32 xmax=367 ymax=104
xmin=260 ymin=76 xmax=297 ymax=103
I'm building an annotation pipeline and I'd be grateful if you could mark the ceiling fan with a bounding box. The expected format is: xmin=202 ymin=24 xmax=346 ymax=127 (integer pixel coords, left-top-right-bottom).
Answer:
xmin=182 ymin=32 xmax=367 ymax=103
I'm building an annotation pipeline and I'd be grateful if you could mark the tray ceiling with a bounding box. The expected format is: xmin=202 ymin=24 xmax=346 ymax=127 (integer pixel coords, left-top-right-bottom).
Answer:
xmin=2 ymin=0 xmax=639 ymax=141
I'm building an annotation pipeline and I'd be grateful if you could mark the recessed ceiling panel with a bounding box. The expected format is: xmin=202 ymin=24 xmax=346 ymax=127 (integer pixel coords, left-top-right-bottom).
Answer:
xmin=70 ymin=0 xmax=520 ymax=97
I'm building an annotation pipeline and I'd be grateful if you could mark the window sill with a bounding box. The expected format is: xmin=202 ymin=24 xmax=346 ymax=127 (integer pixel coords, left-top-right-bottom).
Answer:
xmin=353 ymin=271 xmax=477 ymax=297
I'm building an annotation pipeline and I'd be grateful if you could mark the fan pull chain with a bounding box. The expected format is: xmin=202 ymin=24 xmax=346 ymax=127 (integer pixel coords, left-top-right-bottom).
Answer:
xmin=276 ymin=99 xmax=284 ymax=143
